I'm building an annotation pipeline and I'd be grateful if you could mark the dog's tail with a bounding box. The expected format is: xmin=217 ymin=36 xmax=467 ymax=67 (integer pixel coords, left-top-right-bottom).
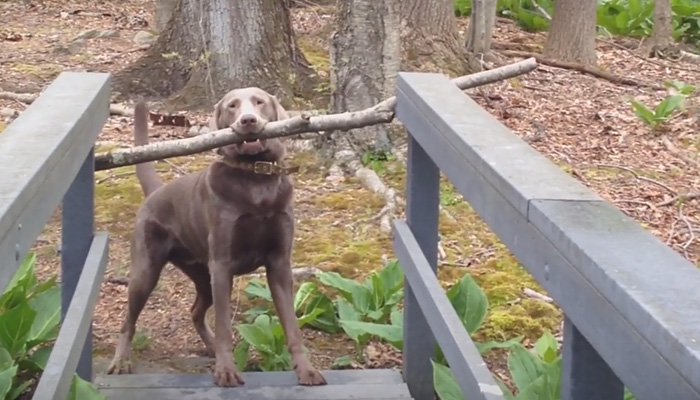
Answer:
xmin=133 ymin=101 xmax=163 ymax=197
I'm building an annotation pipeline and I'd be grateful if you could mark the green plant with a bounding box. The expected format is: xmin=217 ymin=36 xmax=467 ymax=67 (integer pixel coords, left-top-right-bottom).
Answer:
xmin=361 ymin=150 xmax=395 ymax=174
xmin=0 ymin=252 xmax=105 ymax=399
xmin=630 ymin=94 xmax=686 ymax=130
xmin=234 ymin=315 xmax=293 ymax=372
xmin=243 ymin=278 xmax=340 ymax=333
xmin=318 ymin=259 xmax=404 ymax=324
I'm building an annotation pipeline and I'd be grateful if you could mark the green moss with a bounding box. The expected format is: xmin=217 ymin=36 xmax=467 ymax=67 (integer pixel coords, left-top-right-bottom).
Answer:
xmin=298 ymin=38 xmax=330 ymax=76
xmin=480 ymin=300 xmax=561 ymax=341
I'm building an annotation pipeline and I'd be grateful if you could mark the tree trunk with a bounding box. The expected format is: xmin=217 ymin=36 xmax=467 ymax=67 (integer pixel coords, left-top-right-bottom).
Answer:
xmin=323 ymin=0 xmax=400 ymax=156
xmin=543 ymin=0 xmax=597 ymax=65
xmin=649 ymin=0 xmax=674 ymax=50
xmin=401 ymin=0 xmax=470 ymax=75
xmin=154 ymin=0 xmax=178 ymax=32
xmin=464 ymin=0 xmax=499 ymax=70
xmin=114 ymin=0 xmax=315 ymax=110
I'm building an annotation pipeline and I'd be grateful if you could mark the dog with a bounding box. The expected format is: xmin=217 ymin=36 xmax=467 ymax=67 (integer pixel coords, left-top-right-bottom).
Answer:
xmin=107 ymin=88 xmax=327 ymax=388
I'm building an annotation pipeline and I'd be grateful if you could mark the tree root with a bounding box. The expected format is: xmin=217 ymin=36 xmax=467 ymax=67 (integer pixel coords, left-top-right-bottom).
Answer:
xmin=499 ymin=50 xmax=662 ymax=90
xmin=94 ymin=57 xmax=539 ymax=171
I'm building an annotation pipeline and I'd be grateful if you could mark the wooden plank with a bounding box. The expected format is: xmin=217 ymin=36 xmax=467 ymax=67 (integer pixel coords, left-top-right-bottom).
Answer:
xmin=393 ymin=221 xmax=504 ymax=400
xmin=0 ymin=71 xmax=110 ymax=292
xmin=99 ymin=383 xmax=411 ymax=400
xmin=402 ymin=131 xmax=440 ymax=400
xmin=33 ymin=232 xmax=110 ymax=400
xmin=394 ymin=72 xmax=700 ymax=399
xmin=95 ymin=369 xmax=404 ymax=389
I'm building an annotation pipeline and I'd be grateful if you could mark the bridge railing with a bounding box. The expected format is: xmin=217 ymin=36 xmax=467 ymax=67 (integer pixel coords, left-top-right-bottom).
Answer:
xmin=393 ymin=72 xmax=700 ymax=400
xmin=0 ymin=72 xmax=111 ymax=400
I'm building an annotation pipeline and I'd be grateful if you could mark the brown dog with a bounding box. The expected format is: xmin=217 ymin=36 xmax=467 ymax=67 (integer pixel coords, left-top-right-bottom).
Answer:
xmin=107 ymin=88 xmax=327 ymax=388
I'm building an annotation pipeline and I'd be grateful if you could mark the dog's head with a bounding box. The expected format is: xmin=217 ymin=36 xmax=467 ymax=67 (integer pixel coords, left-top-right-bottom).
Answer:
xmin=210 ymin=87 xmax=289 ymax=158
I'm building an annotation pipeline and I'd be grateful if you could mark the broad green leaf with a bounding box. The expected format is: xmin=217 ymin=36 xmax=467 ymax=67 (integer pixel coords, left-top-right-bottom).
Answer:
xmin=28 ymin=274 xmax=58 ymax=300
xmin=317 ymin=272 xmax=365 ymax=298
xmin=507 ymin=344 xmax=546 ymax=393
xmin=515 ymin=358 xmax=562 ymax=400
xmin=534 ymin=331 xmax=559 ymax=364
xmin=297 ymin=307 xmax=324 ymax=328
xmin=655 ymin=95 xmax=685 ymax=118
xmin=0 ymin=348 xmax=11 ymax=370
xmin=233 ymin=340 xmax=250 ymax=372
xmin=390 ymin=309 xmax=403 ymax=327
xmin=0 ymin=253 xmax=38 ymax=310
xmin=294 ymin=282 xmax=319 ymax=312
xmin=630 ymin=100 xmax=656 ymax=125
xmin=446 ymin=273 xmax=488 ymax=333
xmin=67 ymin=375 xmax=107 ymax=400
xmin=431 ymin=361 xmax=465 ymax=400
xmin=0 ymin=302 xmax=37 ymax=357
xmin=377 ymin=260 xmax=403 ymax=294
xmin=236 ymin=323 xmax=274 ymax=354
xmin=27 ymin=285 xmax=61 ymax=347
xmin=242 ymin=305 xmax=272 ymax=322
xmin=304 ymin=293 xmax=340 ymax=333
xmin=29 ymin=345 xmax=53 ymax=370
xmin=339 ymin=321 xmax=403 ymax=350
xmin=336 ymin=298 xmax=359 ymax=322
xmin=0 ymin=364 xmax=18 ymax=400
xmin=332 ymin=355 xmax=353 ymax=369
xmin=368 ymin=273 xmax=384 ymax=311
xmin=244 ymin=279 xmax=272 ymax=302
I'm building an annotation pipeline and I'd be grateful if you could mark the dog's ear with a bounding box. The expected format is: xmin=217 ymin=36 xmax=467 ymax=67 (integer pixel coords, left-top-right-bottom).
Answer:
xmin=209 ymin=98 xmax=224 ymax=130
xmin=270 ymin=95 xmax=289 ymax=121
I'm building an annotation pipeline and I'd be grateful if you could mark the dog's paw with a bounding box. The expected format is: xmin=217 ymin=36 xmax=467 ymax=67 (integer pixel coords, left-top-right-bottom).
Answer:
xmin=106 ymin=358 xmax=133 ymax=375
xmin=296 ymin=367 xmax=327 ymax=386
xmin=213 ymin=363 xmax=245 ymax=387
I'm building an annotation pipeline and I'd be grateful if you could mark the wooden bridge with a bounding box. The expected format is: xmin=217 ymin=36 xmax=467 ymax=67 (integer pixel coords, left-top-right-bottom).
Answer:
xmin=2 ymin=71 xmax=700 ymax=400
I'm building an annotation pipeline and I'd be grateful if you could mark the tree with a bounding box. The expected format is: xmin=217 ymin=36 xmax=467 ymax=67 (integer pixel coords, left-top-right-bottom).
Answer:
xmin=114 ymin=0 xmax=315 ymax=109
xmin=154 ymin=0 xmax=178 ymax=32
xmin=464 ymin=0 xmax=500 ymax=71
xmin=543 ymin=0 xmax=597 ymax=65
xmin=400 ymin=0 xmax=469 ymax=75
xmin=327 ymin=0 xmax=400 ymax=156
xmin=648 ymin=0 xmax=674 ymax=52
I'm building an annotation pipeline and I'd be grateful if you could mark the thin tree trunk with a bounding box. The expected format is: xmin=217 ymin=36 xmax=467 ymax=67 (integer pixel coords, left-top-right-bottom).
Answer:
xmin=401 ymin=0 xmax=469 ymax=75
xmin=114 ymin=0 xmax=314 ymax=109
xmin=649 ymin=0 xmax=674 ymax=49
xmin=543 ymin=0 xmax=597 ymax=65
xmin=465 ymin=0 xmax=499 ymax=70
xmin=325 ymin=0 xmax=400 ymax=156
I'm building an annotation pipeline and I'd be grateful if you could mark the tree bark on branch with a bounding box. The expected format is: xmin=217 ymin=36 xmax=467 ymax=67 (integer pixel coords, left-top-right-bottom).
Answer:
xmin=94 ymin=58 xmax=538 ymax=171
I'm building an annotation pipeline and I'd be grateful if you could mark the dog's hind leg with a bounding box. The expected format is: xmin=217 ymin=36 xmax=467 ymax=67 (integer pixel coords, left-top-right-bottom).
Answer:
xmin=177 ymin=262 xmax=215 ymax=356
xmin=108 ymin=232 xmax=167 ymax=375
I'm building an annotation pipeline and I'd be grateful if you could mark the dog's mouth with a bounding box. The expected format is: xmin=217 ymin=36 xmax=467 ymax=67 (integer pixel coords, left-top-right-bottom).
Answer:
xmin=237 ymin=138 xmax=267 ymax=154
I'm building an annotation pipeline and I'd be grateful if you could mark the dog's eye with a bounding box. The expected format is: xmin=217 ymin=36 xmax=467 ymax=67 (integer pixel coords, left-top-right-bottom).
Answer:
xmin=255 ymin=99 xmax=264 ymax=106
xmin=229 ymin=103 xmax=237 ymax=108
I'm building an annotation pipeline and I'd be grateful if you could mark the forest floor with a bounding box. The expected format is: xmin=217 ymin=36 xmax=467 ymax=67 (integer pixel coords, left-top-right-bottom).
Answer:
xmin=1 ymin=0 xmax=699 ymax=387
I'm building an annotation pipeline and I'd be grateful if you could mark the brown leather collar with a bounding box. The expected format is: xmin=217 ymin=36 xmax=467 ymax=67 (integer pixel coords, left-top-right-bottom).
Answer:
xmin=218 ymin=158 xmax=299 ymax=176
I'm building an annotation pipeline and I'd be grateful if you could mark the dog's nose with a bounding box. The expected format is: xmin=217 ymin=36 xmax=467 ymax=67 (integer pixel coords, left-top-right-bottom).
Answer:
xmin=239 ymin=115 xmax=258 ymax=126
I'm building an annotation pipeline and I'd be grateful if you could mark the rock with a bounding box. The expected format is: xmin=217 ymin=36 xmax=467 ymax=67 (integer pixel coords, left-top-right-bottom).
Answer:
xmin=96 ymin=29 xmax=120 ymax=39
xmin=133 ymin=30 xmax=157 ymax=46
xmin=187 ymin=125 xmax=211 ymax=137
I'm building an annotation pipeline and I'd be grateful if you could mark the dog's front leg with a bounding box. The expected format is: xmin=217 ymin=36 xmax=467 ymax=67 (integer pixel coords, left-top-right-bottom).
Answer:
xmin=266 ymin=254 xmax=327 ymax=386
xmin=209 ymin=259 xmax=245 ymax=387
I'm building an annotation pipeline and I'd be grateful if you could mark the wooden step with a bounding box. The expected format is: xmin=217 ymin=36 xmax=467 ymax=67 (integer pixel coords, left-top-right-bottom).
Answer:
xmin=95 ymin=369 xmax=413 ymax=400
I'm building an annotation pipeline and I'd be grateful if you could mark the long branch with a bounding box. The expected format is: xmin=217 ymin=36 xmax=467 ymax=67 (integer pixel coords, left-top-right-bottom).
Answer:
xmin=94 ymin=58 xmax=538 ymax=171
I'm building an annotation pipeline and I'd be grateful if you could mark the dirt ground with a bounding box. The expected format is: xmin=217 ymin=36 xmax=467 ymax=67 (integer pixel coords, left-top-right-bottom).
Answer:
xmin=2 ymin=0 xmax=699 ymax=385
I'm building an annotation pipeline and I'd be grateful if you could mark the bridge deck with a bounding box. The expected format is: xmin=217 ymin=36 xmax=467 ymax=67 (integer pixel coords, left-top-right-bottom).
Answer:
xmin=95 ymin=368 xmax=412 ymax=400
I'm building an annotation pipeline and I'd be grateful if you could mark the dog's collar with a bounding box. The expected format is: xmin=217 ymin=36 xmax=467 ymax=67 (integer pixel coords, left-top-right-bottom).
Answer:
xmin=218 ymin=159 xmax=299 ymax=176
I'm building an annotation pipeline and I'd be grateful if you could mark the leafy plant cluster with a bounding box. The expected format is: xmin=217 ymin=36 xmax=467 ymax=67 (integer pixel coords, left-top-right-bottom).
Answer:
xmin=240 ymin=260 xmax=643 ymax=399
xmin=454 ymin=0 xmax=700 ymax=48
xmin=0 ymin=253 xmax=105 ymax=400
xmin=630 ymin=80 xmax=697 ymax=131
